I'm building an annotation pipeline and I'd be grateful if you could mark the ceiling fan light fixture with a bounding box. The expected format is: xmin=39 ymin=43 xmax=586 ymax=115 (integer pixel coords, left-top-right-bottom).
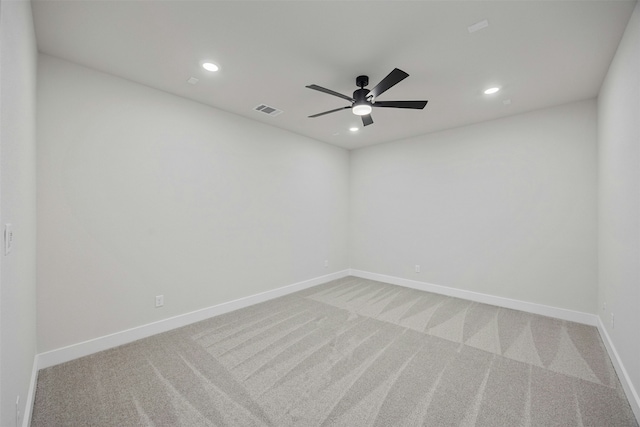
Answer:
xmin=352 ymin=103 xmax=372 ymax=116
xmin=306 ymin=68 xmax=427 ymax=126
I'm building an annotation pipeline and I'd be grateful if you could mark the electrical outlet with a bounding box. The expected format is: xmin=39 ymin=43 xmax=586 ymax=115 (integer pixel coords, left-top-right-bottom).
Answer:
xmin=415 ymin=265 xmax=420 ymax=273
xmin=324 ymin=260 xmax=328 ymax=268
xmin=155 ymin=295 xmax=164 ymax=308
xmin=603 ymin=301 xmax=607 ymax=312
xmin=611 ymin=312 xmax=615 ymax=329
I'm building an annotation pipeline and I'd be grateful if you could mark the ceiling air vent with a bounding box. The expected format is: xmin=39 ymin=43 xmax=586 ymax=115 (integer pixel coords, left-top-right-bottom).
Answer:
xmin=254 ymin=104 xmax=283 ymax=117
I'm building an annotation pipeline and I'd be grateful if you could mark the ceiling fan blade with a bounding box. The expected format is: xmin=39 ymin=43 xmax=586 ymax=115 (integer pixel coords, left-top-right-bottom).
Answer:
xmin=362 ymin=114 xmax=373 ymax=126
xmin=308 ymin=105 xmax=351 ymax=118
xmin=373 ymin=100 xmax=428 ymax=109
xmin=368 ymin=68 xmax=409 ymax=99
xmin=306 ymin=84 xmax=354 ymax=102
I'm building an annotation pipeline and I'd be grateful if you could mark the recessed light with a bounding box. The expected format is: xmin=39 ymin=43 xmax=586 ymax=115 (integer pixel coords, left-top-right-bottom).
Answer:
xmin=202 ymin=62 xmax=219 ymax=72
xmin=349 ymin=127 xmax=359 ymax=132
xmin=484 ymin=87 xmax=500 ymax=95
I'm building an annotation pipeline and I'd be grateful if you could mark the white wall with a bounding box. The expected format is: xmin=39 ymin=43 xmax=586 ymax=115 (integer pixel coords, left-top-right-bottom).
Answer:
xmin=350 ymin=100 xmax=598 ymax=314
xmin=598 ymin=1 xmax=640 ymax=412
xmin=37 ymin=55 xmax=349 ymax=353
xmin=0 ymin=0 xmax=38 ymax=425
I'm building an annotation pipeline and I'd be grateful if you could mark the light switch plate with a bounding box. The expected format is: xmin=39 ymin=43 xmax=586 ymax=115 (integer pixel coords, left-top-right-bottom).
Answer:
xmin=4 ymin=224 xmax=14 ymax=255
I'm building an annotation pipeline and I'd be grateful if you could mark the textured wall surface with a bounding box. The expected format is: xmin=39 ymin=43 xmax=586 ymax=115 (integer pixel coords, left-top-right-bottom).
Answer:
xmin=0 ymin=0 xmax=38 ymax=425
xmin=597 ymin=1 xmax=640 ymax=415
xmin=37 ymin=55 xmax=349 ymax=352
xmin=350 ymin=100 xmax=598 ymax=313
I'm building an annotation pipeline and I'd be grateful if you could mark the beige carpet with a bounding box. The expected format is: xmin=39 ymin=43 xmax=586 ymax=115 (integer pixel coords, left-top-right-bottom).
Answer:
xmin=32 ymin=277 xmax=638 ymax=426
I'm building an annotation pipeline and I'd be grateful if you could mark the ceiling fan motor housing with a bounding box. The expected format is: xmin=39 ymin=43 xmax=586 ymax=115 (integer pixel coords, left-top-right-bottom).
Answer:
xmin=353 ymin=88 xmax=371 ymax=104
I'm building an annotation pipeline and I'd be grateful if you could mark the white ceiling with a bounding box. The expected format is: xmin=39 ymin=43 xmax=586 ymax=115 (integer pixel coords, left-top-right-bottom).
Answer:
xmin=32 ymin=0 xmax=636 ymax=150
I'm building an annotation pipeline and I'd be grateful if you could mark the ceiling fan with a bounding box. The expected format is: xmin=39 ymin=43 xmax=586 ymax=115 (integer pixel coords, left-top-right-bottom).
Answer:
xmin=306 ymin=68 xmax=428 ymax=127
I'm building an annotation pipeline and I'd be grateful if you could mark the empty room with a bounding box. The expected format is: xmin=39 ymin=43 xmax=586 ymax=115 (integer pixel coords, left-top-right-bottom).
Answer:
xmin=2 ymin=0 xmax=639 ymax=425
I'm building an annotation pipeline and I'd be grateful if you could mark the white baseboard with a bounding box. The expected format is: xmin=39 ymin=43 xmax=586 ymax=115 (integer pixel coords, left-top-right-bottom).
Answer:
xmin=22 ymin=355 xmax=39 ymax=427
xmin=349 ymin=269 xmax=598 ymax=326
xmin=37 ymin=270 xmax=349 ymax=370
xmin=596 ymin=317 xmax=640 ymax=422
